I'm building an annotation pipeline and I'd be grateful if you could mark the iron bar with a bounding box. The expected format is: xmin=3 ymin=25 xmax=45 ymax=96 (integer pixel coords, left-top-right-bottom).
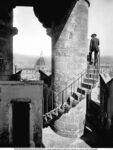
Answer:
xmin=46 ymin=93 xmax=48 ymax=113
xmin=62 ymin=91 xmax=64 ymax=105
xmin=71 ymin=84 xmax=73 ymax=95
xmin=81 ymin=72 xmax=82 ymax=97
xmin=51 ymin=91 xmax=54 ymax=110
xmin=44 ymin=69 xmax=87 ymax=115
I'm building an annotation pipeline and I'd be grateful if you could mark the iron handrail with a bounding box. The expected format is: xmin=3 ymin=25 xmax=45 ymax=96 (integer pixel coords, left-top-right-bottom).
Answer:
xmin=44 ymin=51 xmax=101 ymax=114
xmin=44 ymin=68 xmax=87 ymax=114
xmin=48 ymin=69 xmax=86 ymax=97
xmin=54 ymin=69 xmax=87 ymax=99
xmin=65 ymin=69 xmax=86 ymax=84
xmin=44 ymin=51 xmax=101 ymax=118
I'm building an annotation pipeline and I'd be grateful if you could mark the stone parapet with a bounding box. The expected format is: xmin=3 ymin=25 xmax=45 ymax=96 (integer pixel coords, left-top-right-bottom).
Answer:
xmin=0 ymin=80 xmax=43 ymax=147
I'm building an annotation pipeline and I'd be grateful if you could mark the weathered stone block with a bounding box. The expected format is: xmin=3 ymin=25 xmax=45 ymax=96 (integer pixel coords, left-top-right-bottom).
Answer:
xmin=0 ymin=80 xmax=43 ymax=147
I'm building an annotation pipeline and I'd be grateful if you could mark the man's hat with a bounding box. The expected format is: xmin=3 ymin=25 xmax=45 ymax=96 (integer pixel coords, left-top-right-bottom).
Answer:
xmin=91 ymin=33 xmax=97 ymax=37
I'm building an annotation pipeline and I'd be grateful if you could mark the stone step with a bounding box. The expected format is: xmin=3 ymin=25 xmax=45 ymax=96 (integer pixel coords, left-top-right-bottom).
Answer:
xmin=72 ymin=92 xmax=84 ymax=101
xmin=67 ymin=96 xmax=79 ymax=107
xmin=87 ymin=69 xmax=99 ymax=74
xmin=86 ymin=73 xmax=98 ymax=79
xmin=71 ymin=92 xmax=79 ymax=100
xmin=50 ymin=99 xmax=86 ymax=138
xmin=77 ymin=87 xmax=89 ymax=95
xmin=87 ymin=64 xmax=99 ymax=69
xmin=84 ymin=78 xmax=97 ymax=84
xmin=81 ymin=82 xmax=93 ymax=90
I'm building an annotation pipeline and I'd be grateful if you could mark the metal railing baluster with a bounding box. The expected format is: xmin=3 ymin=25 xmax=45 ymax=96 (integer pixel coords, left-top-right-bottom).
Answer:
xmin=51 ymin=91 xmax=53 ymax=110
xmin=81 ymin=72 xmax=82 ymax=96
xmin=44 ymin=69 xmax=87 ymax=117
xmin=46 ymin=93 xmax=48 ymax=113
xmin=62 ymin=91 xmax=64 ymax=105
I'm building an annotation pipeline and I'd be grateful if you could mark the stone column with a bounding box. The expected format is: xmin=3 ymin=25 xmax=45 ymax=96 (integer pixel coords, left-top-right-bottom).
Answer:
xmin=51 ymin=0 xmax=90 ymax=105
xmin=0 ymin=11 xmax=18 ymax=81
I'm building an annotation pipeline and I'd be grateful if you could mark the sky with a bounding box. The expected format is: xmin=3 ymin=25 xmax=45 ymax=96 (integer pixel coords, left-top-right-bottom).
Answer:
xmin=13 ymin=7 xmax=51 ymax=57
xmin=88 ymin=0 xmax=113 ymax=56
xmin=13 ymin=0 xmax=113 ymax=57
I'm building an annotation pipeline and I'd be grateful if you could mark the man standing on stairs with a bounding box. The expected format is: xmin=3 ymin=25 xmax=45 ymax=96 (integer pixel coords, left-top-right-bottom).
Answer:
xmin=89 ymin=34 xmax=100 ymax=66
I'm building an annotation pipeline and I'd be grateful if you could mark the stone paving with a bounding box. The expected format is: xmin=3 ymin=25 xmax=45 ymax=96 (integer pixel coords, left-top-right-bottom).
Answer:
xmin=43 ymin=126 xmax=90 ymax=148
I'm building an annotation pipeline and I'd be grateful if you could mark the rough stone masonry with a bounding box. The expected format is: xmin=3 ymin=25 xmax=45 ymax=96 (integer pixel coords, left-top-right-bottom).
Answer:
xmin=50 ymin=0 xmax=90 ymax=137
xmin=51 ymin=0 xmax=90 ymax=105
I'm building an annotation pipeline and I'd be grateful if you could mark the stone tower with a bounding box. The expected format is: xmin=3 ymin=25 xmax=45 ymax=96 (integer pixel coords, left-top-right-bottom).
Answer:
xmin=51 ymin=0 xmax=90 ymax=105
xmin=50 ymin=0 xmax=90 ymax=138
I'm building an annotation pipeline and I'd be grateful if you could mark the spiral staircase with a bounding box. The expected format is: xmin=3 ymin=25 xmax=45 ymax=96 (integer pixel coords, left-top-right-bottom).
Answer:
xmin=43 ymin=59 xmax=100 ymax=138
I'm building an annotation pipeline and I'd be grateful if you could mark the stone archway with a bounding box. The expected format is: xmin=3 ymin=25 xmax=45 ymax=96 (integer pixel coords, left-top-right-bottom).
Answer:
xmin=0 ymin=0 xmax=90 ymax=146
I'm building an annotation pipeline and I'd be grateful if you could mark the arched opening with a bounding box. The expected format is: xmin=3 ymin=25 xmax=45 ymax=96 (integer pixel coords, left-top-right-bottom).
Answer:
xmin=13 ymin=7 xmax=51 ymax=80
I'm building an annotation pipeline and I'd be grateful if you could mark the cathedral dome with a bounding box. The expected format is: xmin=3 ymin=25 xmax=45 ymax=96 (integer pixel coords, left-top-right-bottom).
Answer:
xmin=35 ymin=51 xmax=45 ymax=67
xmin=36 ymin=56 xmax=45 ymax=66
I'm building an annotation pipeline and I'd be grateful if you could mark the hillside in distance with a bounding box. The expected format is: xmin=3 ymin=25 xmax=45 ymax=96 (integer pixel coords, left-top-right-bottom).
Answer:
xmin=14 ymin=53 xmax=51 ymax=68
xmin=100 ymin=56 xmax=113 ymax=65
xmin=14 ymin=54 xmax=113 ymax=69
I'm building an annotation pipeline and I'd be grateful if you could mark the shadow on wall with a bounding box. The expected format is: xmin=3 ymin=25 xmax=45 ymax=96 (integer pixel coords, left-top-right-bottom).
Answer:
xmin=81 ymin=74 xmax=113 ymax=148
xmin=81 ymin=125 xmax=113 ymax=148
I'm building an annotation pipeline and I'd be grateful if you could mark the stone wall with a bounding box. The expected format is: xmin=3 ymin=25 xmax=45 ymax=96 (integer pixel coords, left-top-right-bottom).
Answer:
xmin=51 ymin=98 xmax=86 ymax=138
xmin=0 ymin=11 xmax=17 ymax=81
xmin=52 ymin=0 xmax=89 ymax=105
xmin=51 ymin=0 xmax=90 ymax=137
xmin=0 ymin=80 xmax=43 ymax=147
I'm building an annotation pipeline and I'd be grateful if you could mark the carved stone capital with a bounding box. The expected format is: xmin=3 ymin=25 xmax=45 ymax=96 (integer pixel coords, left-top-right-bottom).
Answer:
xmin=0 ymin=23 xmax=18 ymax=39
